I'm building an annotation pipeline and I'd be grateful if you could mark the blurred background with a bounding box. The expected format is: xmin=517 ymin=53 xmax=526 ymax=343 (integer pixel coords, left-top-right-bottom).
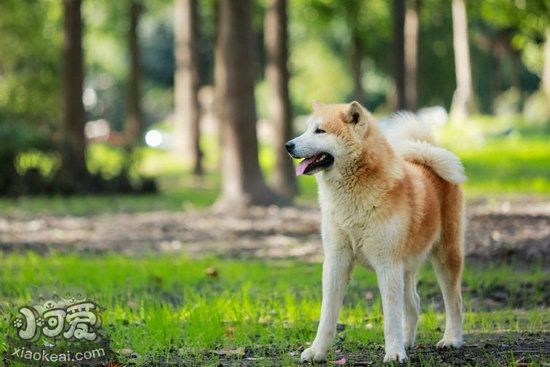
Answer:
xmin=0 ymin=0 xmax=548 ymax=210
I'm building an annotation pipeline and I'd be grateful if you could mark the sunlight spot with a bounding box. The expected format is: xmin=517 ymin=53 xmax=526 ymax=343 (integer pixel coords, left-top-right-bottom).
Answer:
xmin=145 ymin=130 xmax=163 ymax=147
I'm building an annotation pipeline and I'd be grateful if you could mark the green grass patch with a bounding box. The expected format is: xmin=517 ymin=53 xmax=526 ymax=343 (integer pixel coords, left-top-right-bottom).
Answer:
xmin=0 ymin=253 xmax=547 ymax=365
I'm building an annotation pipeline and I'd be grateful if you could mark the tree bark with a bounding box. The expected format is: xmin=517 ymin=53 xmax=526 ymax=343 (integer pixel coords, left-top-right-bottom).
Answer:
xmin=393 ymin=0 xmax=406 ymax=110
xmin=61 ymin=0 xmax=87 ymax=181
xmin=174 ymin=0 xmax=203 ymax=175
xmin=214 ymin=0 xmax=279 ymax=209
xmin=351 ymin=31 xmax=364 ymax=103
xmin=404 ymin=0 xmax=420 ymax=110
xmin=125 ymin=0 xmax=143 ymax=147
xmin=543 ymin=27 xmax=550 ymax=96
xmin=265 ymin=0 xmax=296 ymax=199
xmin=450 ymin=0 xmax=476 ymax=121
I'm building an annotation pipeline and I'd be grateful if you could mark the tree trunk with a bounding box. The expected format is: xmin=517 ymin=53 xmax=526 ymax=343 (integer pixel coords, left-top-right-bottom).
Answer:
xmin=174 ymin=0 xmax=203 ymax=175
xmin=543 ymin=27 xmax=550 ymax=96
xmin=125 ymin=0 xmax=143 ymax=147
xmin=265 ymin=0 xmax=296 ymax=199
xmin=214 ymin=0 xmax=279 ymax=209
xmin=404 ymin=0 xmax=419 ymax=110
xmin=450 ymin=0 xmax=476 ymax=121
xmin=61 ymin=0 xmax=87 ymax=181
xmin=393 ymin=0 xmax=406 ymax=110
xmin=351 ymin=31 xmax=364 ymax=103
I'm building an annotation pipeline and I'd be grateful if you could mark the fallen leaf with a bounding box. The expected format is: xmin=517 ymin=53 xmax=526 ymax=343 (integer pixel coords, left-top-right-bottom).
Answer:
xmin=116 ymin=348 xmax=133 ymax=356
xmin=214 ymin=347 xmax=245 ymax=357
xmin=225 ymin=325 xmax=236 ymax=337
xmin=206 ymin=267 xmax=218 ymax=277
xmin=116 ymin=348 xmax=139 ymax=358
xmin=332 ymin=357 xmax=347 ymax=365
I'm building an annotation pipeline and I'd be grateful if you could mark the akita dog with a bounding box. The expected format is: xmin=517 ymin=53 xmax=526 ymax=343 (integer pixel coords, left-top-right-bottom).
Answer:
xmin=286 ymin=101 xmax=466 ymax=363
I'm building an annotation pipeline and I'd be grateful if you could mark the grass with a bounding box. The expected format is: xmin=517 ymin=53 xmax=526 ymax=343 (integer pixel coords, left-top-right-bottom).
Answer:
xmin=0 ymin=253 xmax=548 ymax=366
xmin=438 ymin=118 xmax=550 ymax=196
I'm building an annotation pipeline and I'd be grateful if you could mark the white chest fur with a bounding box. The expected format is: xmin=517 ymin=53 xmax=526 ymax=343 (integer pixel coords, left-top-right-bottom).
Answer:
xmin=317 ymin=176 xmax=407 ymax=268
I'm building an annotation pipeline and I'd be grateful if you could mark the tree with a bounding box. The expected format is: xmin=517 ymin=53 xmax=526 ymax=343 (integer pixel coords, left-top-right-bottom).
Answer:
xmin=264 ymin=0 xmax=296 ymax=199
xmin=450 ymin=0 xmax=476 ymax=121
xmin=125 ymin=0 xmax=143 ymax=147
xmin=404 ymin=0 xmax=420 ymax=110
xmin=61 ymin=0 xmax=87 ymax=182
xmin=214 ymin=0 xmax=279 ymax=209
xmin=544 ymin=28 xmax=550 ymax=96
xmin=174 ymin=0 xmax=203 ymax=175
xmin=350 ymin=32 xmax=364 ymax=103
xmin=393 ymin=0 xmax=406 ymax=110
xmin=342 ymin=0 xmax=376 ymax=105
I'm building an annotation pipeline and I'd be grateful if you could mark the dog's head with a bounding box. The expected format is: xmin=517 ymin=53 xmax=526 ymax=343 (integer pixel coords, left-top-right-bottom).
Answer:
xmin=286 ymin=101 xmax=373 ymax=176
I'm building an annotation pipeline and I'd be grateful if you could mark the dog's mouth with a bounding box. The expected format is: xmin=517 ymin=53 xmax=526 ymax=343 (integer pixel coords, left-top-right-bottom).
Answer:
xmin=295 ymin=153 xmax=334 ymax=176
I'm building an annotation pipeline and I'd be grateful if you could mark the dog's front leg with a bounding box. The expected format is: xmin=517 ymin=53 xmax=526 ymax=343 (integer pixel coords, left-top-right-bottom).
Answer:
xmin=376 ymin=264 xmax=408 ymax=363
xmin=301 ymin=236 xmax=353 ymax=362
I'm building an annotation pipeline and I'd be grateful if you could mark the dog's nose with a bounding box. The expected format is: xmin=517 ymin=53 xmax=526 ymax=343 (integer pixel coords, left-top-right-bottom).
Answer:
xmin=285 ymin=141 xmax=295 ymax=153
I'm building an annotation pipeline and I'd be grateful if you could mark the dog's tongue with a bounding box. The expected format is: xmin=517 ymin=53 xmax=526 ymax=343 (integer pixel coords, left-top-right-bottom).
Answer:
xmin=296 ymin=156 xmax=317 ymax=176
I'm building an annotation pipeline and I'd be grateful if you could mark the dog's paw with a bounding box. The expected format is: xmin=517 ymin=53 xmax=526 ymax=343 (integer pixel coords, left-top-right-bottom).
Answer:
xmin=436 ymin=336 xmax=463 ymax=349
xmin=300 ymin=346 xmax=327 ymax=363
xmin=383 ymin=349 xmax=408 ymax=363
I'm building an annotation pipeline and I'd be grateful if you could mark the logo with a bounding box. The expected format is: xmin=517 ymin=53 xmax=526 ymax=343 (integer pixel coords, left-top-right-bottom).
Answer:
xmin=3 ymin=287 xmax=117 ymax=366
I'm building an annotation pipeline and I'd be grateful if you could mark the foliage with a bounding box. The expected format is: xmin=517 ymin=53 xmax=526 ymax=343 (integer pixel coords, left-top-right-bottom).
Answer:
xmin=289 ymin=39 xmax=352 ymax=114
xmin=0 ymin=0 xmax=61 ymax=129
xmin=477 ymin=0 xmax=549 ymax=76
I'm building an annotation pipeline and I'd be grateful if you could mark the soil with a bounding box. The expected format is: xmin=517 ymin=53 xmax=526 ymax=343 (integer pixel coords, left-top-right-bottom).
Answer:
xmin=136 ymin=332 xmax=549 ymax=366
xmin=0 ymin=198 xmax=549 ymax=265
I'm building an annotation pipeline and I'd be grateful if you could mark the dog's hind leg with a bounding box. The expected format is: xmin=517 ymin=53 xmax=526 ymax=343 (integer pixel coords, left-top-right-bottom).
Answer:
xmin=431 ymin=192 xmax=464 ymax=348
xmin=403 ymin=269 xmax=420 ymax=348
xmin=431 ymin=248 xmax=463 ymax=348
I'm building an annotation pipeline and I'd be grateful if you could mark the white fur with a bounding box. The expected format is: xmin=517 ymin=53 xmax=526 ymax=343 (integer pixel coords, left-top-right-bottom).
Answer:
xmin=381 ymin=111 xmax=436 ymax=145
xmin=382 ymin=111 xmax=466 ymax=184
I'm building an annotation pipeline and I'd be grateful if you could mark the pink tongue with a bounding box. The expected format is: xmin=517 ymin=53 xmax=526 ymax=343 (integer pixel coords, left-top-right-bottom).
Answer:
xmin=296 ymin=156 xmax=318 ymax=176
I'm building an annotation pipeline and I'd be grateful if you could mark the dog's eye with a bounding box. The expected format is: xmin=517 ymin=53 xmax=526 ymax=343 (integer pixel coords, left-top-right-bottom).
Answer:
xmin=315 ymin=128 xmax=326 ymax=134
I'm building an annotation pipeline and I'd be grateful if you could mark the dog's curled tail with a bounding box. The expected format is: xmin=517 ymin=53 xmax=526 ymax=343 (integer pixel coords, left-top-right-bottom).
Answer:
xmin=393 ymin=141 xmax=466 ymax=184
xmin=381 ymin=111 xmax=466 ymax=184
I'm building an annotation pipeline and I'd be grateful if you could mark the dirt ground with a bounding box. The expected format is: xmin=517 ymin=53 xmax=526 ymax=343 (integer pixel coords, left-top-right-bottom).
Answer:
xmin=342 ymin=332 xmax=550 ymax=366
xmin=138 ymin=332 xmax=549 ymax=366
xmin=0 ymin=198 xmax=549 ymax=264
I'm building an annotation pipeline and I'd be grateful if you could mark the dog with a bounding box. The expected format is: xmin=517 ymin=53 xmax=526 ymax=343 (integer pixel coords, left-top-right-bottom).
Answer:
xmin=286 ymin=101 xmax=465 ymax=363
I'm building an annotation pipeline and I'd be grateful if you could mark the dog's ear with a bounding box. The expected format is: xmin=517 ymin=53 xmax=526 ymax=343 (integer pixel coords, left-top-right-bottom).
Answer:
xmin=312 ymin=100 xmax=325 ymax=112
xmin=346 ymin=101 xmax=363 ymax=124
